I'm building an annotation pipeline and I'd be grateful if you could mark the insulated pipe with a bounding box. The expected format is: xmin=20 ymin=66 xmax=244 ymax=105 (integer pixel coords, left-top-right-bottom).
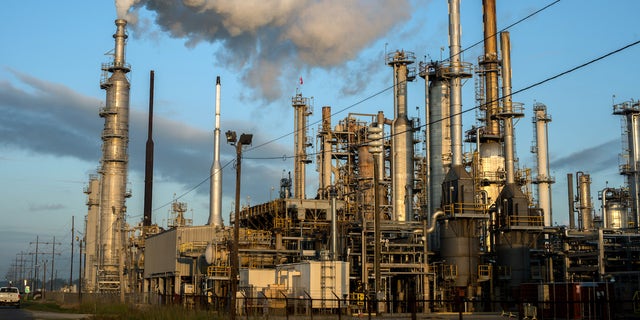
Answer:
xmin=330 ymin=189 xmax=337 ymax=260
xmin=426 ymin=210 xmax=445 ymax=234
xmin=376 ymin=112 xmax=386 ymax=183
xmin=209 ymin=76 xmax=223 ymax=227
xmin=628 ymin=110 xmax=640 ymax=228
xmin=423 ymin=67 xmax=432 ymax=216
xmin=449 ymin=0 xmax=463 ymax=166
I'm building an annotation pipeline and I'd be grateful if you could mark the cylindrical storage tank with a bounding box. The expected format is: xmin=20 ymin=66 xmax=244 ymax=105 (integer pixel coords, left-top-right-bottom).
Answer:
xmin=605 ymin=202 xmax=627 ymax=229
xmin=440 ymin=220 xmax=479 ymax=288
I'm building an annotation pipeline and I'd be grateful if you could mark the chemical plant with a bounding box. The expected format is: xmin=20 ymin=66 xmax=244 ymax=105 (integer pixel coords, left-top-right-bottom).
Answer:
xmin=80 ymin=1 xmax=639 ymax=319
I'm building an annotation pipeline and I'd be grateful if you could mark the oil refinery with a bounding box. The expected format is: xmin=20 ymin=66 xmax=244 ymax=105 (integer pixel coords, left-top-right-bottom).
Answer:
xmin=78 ymin=1 xmax=640 ymax=319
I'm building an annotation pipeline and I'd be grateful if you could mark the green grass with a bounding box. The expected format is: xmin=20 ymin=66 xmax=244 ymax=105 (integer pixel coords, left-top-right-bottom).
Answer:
xmin=25 ymin=300 xmax=225 ymax=320
xmin=22 ymin=300 xmax=79 ymax=313
xmin=85 ymin=304 xmax=222 ymax=320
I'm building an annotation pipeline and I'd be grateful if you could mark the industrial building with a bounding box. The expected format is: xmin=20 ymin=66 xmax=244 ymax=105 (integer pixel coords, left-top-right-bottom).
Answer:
xmin=82 ymin=1 xmax=640 ymax=318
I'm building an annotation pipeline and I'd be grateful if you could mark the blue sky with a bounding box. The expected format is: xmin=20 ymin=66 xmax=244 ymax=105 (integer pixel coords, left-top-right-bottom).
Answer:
xmin=1 ymin=0 xmax=639 ymax=281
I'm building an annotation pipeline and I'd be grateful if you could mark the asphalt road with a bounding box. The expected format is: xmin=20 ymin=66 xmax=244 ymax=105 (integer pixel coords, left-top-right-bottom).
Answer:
xmin=0 ymin=306 xmax=91 ymax=320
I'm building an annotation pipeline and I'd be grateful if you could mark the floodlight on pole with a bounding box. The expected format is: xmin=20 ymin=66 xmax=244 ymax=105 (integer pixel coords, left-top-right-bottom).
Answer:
xmin=227 ymin=130 xmax=252 ymax=320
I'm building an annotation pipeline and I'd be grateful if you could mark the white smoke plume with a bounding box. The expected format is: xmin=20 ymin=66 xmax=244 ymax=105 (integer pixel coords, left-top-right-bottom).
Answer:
xmin=115 ymin=0 xmax=411 ymax=102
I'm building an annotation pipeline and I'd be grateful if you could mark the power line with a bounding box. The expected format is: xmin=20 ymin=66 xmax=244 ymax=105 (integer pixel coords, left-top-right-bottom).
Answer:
xmin=148 ymin=158 xmax=235 ymax=213
xmin=451 ymin=0 xmax=561 ymax=62
xmin=245 ymin=0 xmax=563 ymax=159
xmin=161 ymin=38 xmax=639 ymax=204
xmin=152 ymin=6 xmax=637 ymax=204
xmin=248 ymin=38 xmax=640 ymax=159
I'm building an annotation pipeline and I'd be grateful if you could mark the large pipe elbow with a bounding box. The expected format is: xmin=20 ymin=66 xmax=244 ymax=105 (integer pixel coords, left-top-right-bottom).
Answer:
xmin=426 ymin=209 xmax=445 ymax=234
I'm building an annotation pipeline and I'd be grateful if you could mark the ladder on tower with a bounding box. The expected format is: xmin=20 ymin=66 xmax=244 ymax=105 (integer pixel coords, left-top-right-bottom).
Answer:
xmin=320 ymin=251 xmax=336 ymax=311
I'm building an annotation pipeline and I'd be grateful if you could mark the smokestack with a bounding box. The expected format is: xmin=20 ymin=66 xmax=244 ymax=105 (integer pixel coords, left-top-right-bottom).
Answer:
xmin=97 ymin=19 xmax=131 ymax=291
xmin=449 ymin=0 xmax=463 ymax=165
xmin=143 ymin=70 xmax=155 ymax=228
xmin=209 ymin=76 xmax=223 ymax=227
xmin=113 ymin=19 xmax=127 ymax=69
xmin=482 ymin=0 xmax=500 ymax=138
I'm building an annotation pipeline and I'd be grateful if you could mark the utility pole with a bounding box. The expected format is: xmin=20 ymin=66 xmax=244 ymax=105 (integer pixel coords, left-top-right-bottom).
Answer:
xmin=31 ymin=237 xmax=61 ymax=292
xmin=70 ymin=216 xmax=74 ymax=288
xmin=78 ymin=238 xmax=83 ymax=303
xmin=43 ymin=260 xmax=47 ymax=299
xmin=30 ymin=236 xmax=39 ymax=293
xmin=51 ymin=236 xmax=61 ymax=291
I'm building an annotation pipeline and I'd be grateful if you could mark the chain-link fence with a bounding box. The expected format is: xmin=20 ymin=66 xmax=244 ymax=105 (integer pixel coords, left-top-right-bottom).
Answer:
xmin=43 ymin=291 xmax=639 ymax=319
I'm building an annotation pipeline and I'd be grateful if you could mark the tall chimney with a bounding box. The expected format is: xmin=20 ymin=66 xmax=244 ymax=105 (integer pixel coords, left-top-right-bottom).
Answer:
xmin=209 ymin=76 xmax=223 ymax=227
xmin=482 ymin=0 xmax=501 ymax=138
xmin=143 ymin=70 xmax=155 ymax=228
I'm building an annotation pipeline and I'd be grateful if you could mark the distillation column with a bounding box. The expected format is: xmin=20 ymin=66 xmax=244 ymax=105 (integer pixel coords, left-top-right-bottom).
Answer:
xmin=475 ymin=0 xmax=505 ymax=205
xmin=532 ymin=103 xmax=554 ymax=226
xmin=292 ymin=94 xmax=312 ymax=199
xmin=440 ymin=0 xmax=479 ymax=300
xmin=387 ymin=51 xmax=415 ymax=222
xmin=613 ymin=100 xmax=640 ymax=229
xmin=97 ymin=19 xmax=131 ymax=291
xmin=420 ymin=62 xmax=451 ymax=224
xmin=576 ymin=172 xmax=594 ymax=230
